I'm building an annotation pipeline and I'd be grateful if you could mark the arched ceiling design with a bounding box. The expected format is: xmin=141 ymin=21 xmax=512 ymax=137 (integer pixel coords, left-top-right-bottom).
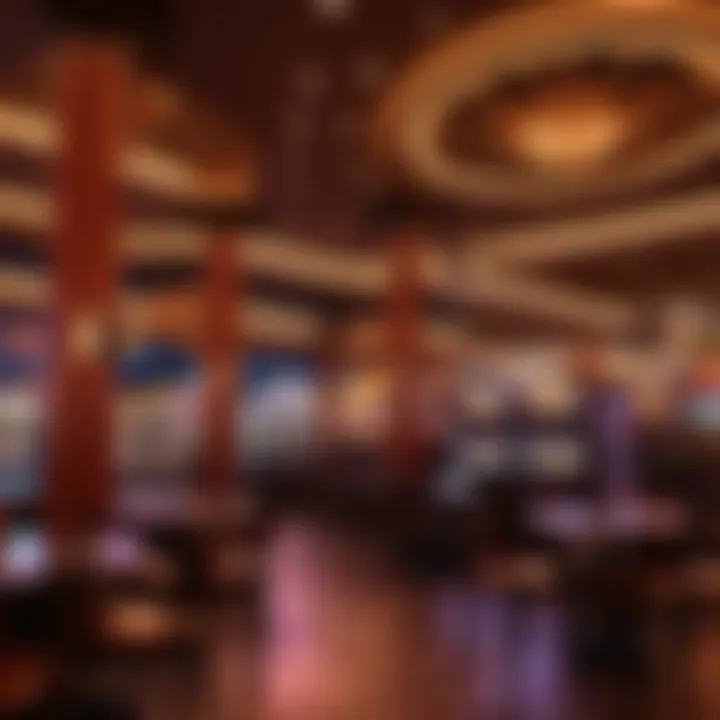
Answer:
xmin=1 ymin=0 xmax=719 ymax=345
xmin=0 ymin=182 xmax=639 ymax=341
xmin=374 ymin=1 xmax=720 ymax=207
xmin=0 ymin=60 xmax=256 ymax=203
xmin=370 ymin=0 xmax=720 ymax=337
xmin=3 ymin=177 xmax=719 ymax=342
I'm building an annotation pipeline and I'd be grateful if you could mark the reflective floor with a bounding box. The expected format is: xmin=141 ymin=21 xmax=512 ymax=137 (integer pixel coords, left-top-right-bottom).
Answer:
xmin=89 ymin=517 xmax=720 ymax=720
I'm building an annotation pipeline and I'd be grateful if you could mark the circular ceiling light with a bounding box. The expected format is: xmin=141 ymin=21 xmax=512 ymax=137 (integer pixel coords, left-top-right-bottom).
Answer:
xmin=374 ymin=1 xmax=720 ymax=206
xmin=508 ymin=99 xmax=628 ymax=172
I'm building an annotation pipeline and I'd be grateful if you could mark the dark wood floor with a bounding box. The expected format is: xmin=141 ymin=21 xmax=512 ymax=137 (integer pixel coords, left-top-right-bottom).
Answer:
xmin=84 ymin=517 xmax=720 ymax=720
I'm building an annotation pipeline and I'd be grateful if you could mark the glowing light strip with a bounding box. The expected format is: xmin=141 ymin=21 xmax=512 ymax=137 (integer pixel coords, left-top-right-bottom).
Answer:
xmin=0 ymin=268 xmax=47 ymax=305
xmin=0 ymin=182 xmax=49 ymax=231
xmin=468 ymin=265 xmax=635 ymax=332
xmin=470 ymin=187 xmax=720 ymax=264
xmin=243 ymin=231 xmax=387 ymax=294
xmin=2 ymin=181 xmax=716 ymax=277
xmin=0 ymin=264 xmax=624 ymax=341
xmin=122 ymin=298 xmax=471 ymax=349
xmin=124 ymin=223 xmax=203 ymax=260
xmin=379 ymin=1 xmax=720 ymax=206
xmin=0 ymin=102 xmax=199 ymax=199
xmin=121 ymin=295 xmax=322 ymax=347
xmin=244 ymin=302 xmax=323 ymax=345
xmin=3 ymin=183 xmax=706 ymax=334
xmin=424 ymin=320 xmax=469 ymax=349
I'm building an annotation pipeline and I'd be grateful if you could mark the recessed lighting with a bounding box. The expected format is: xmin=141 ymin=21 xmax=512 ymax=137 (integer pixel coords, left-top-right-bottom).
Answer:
xmin=508 ymin=100 xmax=628 ymax=172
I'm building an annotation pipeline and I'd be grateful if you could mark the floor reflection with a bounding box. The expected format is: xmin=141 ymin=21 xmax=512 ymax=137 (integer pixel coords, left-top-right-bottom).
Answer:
xmin=258 ymin=520 xmax=571 ymax=720
xmin=84 ymin=516 xmax=720 ymax=719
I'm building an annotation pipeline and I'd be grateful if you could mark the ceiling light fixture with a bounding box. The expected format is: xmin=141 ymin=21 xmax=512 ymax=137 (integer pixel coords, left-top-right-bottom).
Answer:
xmin=508 ymin=101 xmax=628 ymax=172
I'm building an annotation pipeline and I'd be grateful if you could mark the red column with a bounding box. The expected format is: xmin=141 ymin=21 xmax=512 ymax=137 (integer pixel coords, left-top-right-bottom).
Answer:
xmin=386 ymin=227 xmax=424 ymax=486
xmin=316 ymin=322 xmax=343 ymax=465
xmin=199 ymin=232 xmax=240 ymax=498
xmin=46 ymin=41 xmax=131 ymax=539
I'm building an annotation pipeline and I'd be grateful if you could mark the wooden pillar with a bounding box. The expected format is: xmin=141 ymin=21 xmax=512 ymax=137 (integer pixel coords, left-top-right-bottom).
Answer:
xmin=316 ymin=317 xmax=344 ymax=465
xmin=46 ymin=41 xmax=132 ymax=538
xmin=386 ymin=224 xmax=424 ymax=487
xmin=199 ymin=228 xmax=241 ymax=498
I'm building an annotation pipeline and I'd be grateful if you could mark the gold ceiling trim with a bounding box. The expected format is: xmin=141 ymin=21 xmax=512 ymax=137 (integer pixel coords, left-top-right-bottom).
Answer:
xmin=116 ymin=295 xmax=471 ymax=349
xmin=0 ymin=262 xmax=633 ymax=339
xmin=0 ymin=268 xmax=48 ymax=306
xmin=0 ymin=102 xmax=225 ymax=201
xmin=459 ymin=265 xmax=635 ymax=334
xmin=1 ymin=180 xmax=716 ymax=291
xmin=465 ymin=186 xmax=720 ymax=265
xmin=375 ymin=1 xmax=720 ymax=206
xmin=120 ymin=294 xmax=324 ymax=347
xmin=3 ymin=181 xmax=720 ymax=335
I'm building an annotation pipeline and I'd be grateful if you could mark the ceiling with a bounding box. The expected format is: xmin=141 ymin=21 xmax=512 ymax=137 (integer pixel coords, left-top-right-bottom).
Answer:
xmin=167 ymin=0 xmax=518 ymax=241
xmin=0 ymin=0 xmax=719 ymax=343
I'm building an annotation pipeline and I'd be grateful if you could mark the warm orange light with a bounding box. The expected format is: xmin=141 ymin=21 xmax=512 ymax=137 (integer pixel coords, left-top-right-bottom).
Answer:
xmin=507 ymin=96 xmax=628 ymax=172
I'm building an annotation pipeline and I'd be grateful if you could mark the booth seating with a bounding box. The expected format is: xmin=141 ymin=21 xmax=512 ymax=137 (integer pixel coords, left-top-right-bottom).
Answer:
xmin=476 ymin=552 xmax=560 ymax=601
xmin=113 ymin=490 xmax=263 ymax=598
xmin=0 ymin=497 xmax=263 ymax=716
xmin=0 ymin=524 xmax=164 ymax=715
xmin=519 ymin=496 xmax=692 ymax=676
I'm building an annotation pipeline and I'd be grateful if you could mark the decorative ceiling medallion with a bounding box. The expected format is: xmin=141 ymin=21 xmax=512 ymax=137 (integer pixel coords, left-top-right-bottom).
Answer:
xmin=374 ymin=2 xmax=720 ymax=206
xmin=444 ymin=58 xmax=715 ymax=175
xmin=501 ymin=93 xmax=629 ymax=173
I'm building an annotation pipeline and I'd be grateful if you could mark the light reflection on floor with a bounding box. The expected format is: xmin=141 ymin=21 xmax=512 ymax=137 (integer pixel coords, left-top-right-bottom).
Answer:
xmin=83 ymin=517 xmax=720 ymax=719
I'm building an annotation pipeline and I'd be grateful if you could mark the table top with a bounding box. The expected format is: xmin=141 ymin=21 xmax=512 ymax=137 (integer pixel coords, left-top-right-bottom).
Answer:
xmin=115 ymin=491 xmax=257 ymax=529
xmin=527 ymin=496 xmax=689 ymax=543
xmin=0 ymin=527 xmax=156 ymax=592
